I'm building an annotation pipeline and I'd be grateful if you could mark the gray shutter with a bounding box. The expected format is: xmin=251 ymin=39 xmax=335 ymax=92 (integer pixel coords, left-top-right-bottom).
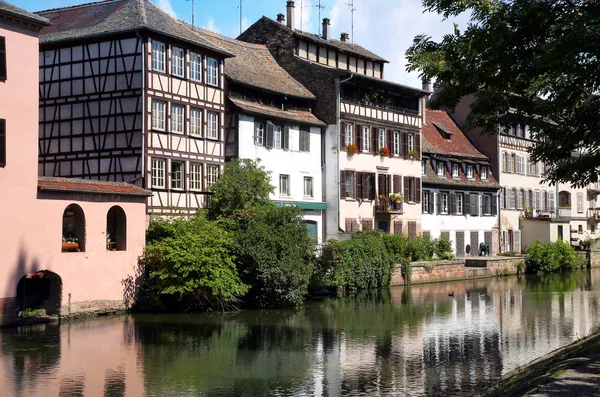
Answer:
xmin=304 ymin=128 xmax=310 ymax=151
xmin=340 ymin=123 xmax=346 ymax=149
xmin=465 ymin=192 xmax=471 ymax=214
xmin=266 ymin=122 xmax=274 ymax=148
xmin=514 ymin=230 xmax=522 ymax=253
xmin=428 ymin=191 xmax=434 ymax=214
xmin=340 ymin=171 xmax=346 ymax=200
xmin=480 ymin=194 xmax=485 ymax=215
xmin=0 ymin=37 xmax=5 ymax=81
xmin=436 ymin=192 xmax=441 ymax=215
xmin=283 ymin=126 xmax=290 ymax=150
xmin=471 ymin=194 xmax=479 ymax=216
xmin=492 ymin=194 xmax=498 ymax=216
xmin=450 ymin=193 xmax=456 ymax=215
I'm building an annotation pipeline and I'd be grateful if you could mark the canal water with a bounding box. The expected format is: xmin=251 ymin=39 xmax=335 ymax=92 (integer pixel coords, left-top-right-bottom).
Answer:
xmin=2 ymin=270 xmax=600 ymax=397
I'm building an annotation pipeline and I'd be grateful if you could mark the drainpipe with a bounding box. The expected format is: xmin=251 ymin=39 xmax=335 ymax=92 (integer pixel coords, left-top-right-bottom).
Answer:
xmin=497 ymin=133 xmax=502 ymax=253
xmin=496 ymin=187 xmax=502 ymax=254
xmin=131 ymin=31 xmax=146 ymax=185
xmin=336 ymin=73 xmax=354 ymax=235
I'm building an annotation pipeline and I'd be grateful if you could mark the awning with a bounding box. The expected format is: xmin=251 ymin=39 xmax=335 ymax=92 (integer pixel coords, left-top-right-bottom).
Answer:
xmin=275 ymin=201 xmax=327 ymax=210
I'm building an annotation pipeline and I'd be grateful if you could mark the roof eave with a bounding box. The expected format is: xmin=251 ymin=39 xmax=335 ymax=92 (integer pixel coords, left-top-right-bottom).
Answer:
xmin=226 ymin=76 xmax=316 ymax=100
xmin=38 ymin=186 xmax=152 ymax=197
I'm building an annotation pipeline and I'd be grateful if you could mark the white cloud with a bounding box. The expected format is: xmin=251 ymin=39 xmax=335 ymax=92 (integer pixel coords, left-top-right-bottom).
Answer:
xmin=329 ymin=0 xmax=469 ymax=88
xmin=203 ymin=16 xmax=219 ymax=33
xmin=295 ymin=0 xmax=315 ymax=34
xmin=154 ymin=0 xmax=176 ymax=18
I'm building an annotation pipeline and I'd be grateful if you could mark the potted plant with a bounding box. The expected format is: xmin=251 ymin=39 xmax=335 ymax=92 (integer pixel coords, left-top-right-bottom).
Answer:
xmin=524 ymin=206 xmax=533 ymax=217
xmin=378 ymin=147 xmax=391 ymax=157
xmin=346 ymin=143 xmax=358 ymax=157
xmin=62 ymin=232 xmax=79 ymax=251
xmin=389 ymin=193 xmax=404 ymax=211
xmin=408 ymin=150 xmax=419 ymax=159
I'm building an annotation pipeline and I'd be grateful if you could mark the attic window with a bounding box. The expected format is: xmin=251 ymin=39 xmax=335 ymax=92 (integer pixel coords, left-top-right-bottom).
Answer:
xmin=433 ymin=122 xmax=453 ymax=139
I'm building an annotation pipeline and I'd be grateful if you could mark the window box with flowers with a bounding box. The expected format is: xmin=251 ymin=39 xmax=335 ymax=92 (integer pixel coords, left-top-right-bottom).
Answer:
xmin=408 ymin=150 xmax=419 ymax=159
xmin=378 ymin=147 xmax=391 ymax=157
xmin=389 ymin=193 xmax=404 ymax=211
xmin=346 ymin=143 xmax=358 ymax=157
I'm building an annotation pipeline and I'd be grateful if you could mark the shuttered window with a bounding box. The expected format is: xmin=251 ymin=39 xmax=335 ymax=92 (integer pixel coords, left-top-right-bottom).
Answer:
xmin=0 ymin=36 xmax=5 ymax=82
xmin=0 ymin=118 xmax=5 ymax=167
xmin=299 ymin=127 xmax=310 ymax=152
xmin=393 ymin=221 xmax=403 ymax=235
xmin=514 ymin=230 xmax=522 ymax=253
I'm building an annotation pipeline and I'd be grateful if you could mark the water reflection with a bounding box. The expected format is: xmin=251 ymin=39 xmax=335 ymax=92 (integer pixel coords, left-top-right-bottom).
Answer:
xmin=2 ymin=270 xmax=600 ymax=396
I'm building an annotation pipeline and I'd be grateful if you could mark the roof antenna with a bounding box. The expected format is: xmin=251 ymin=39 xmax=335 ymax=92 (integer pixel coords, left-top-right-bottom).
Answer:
xmin=240 ymin=0 xmax=243 ymax=34
xmin=344 ymin=0 xmax=355 ymax=44
xmin=185 ymin=0 xmax=195 ymax=29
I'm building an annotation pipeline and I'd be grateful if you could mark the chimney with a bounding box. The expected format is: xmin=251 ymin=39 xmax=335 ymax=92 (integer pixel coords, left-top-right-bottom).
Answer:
xmin=286 ymin=1 xmax=295 ymax=30
xmin=277 ymin=13 xmax=285 ymax=24
xmin=422 ymin=78 xmax=432 ymax=124
xmin=322 ymin=18 xmax=331 ymax=40
xmin=340 ymin=32 xmax=349 ymax=42
xmin=422 ymin=78 xmax=432 ymax=93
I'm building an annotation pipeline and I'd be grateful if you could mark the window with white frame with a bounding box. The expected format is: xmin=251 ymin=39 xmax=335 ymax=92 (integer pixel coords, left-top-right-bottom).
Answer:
xmin=171 ymin=46 xmax=184 ymax=77
xmin=408 ymin=133 xmax=415 ymax=152
xmin=516 ymin=155 xmax=525 ymax=174
xmin=481 ymin=166 xmax=488 ymax=180
xmin=171 ymin=104 xmax=184 ymax=133
xmin=437 ymin=162 xmax=445 ymax=177
xmin=393 ymin=131 xmax=400 ymax=156
xmin=171 ymin=161 xmax=184 ymax=189
xmin=509 ymin=188 xmax=516 ymax=209
xmin=549 ymin=191 xmax=555 ymax=212
xmin=206 ymin=57 xmax=218 ymax=86
xmin=207 ymin=111 xmax=219 ymax=139
xmin=279 ymin=174 xmax=290 ymax=196
xmin=345 ymin=123 xmax=354 ymax=146
xmin=452 ymin=164 xmax=459 ymax=178
xmin=151 ymin=158 xmax=165 ymax=188
xmin=421 ymin=160 xmax=426 ymax=175
xmin=483 ymin=194 xmax=492 ymax=215
xmin=274 ymin=125 xmax=282 ymax=148
xmin=151 ymin=100 xmax=166 ymax=130
xmin=190 ymin=163 xmax=202 ymax=190
xmin=466 ymin=165 xmax=474 ymax=179
xmin=190 ymin=52 xmax=202 ymax=81
xmin=440 ymin=192 xmax=449 ymax=214
xmin=456 ymin=193 xmax=464 ymax=214
xmin=362 ymin=125 xmax=370 ymax=152
xmin=304 ymin=176 xmax=313 ymax=198
xmin=577 ymin=192 xmax=584 ymax=213
xmin=508 ymin=154 xmax=515 ymax=173
xmin=500 ymin=188 xmax=505 ymax=209
xmin=190 ymin=108 xmax=202 ymax=137
xmin=254 ymin=122 xmax=264 ymax=146
xmin=517 ymin=189 xmax=523 ymax=210
xmin=378 ymin=128 xmax=385 ymax=150
xmin=422 ymin=190 xmax=429 ymax=213
xmin=151 ymin=40 xmax=165 ymax=72
xmin=501 ymin=152 xmax=507 ymax=172
xmin=206 ymin=164 xmax=219 ymax=188
xmin=345 ymin=171 xmax=355 ymax=199
xmin=533 ymin=190 xmax=540 ymax=210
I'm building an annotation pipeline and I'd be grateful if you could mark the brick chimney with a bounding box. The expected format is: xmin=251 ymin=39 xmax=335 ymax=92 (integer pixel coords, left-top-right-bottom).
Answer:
xmin=286 ymin=1 xmax=295 ymax=30
xmin=277 ymin=13 xmax=285 ymax=24
xmin=340 ymin=32 xmax=349 ymax=42
xmin=322 ymin=18 xmax=331 ymax=40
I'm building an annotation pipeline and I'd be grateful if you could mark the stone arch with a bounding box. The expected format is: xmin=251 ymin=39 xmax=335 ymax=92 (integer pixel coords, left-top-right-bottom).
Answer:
xmin=16 ymin=270 xmax=62 ymax=315
xmin=106 ymin=206 xmax=127 ymax=251
xmin=62 ymin=204 xmax=86 ymax=252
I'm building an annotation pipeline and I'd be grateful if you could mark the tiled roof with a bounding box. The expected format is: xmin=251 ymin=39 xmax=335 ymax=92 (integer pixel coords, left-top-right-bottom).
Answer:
xmin=228 ymin=97 xmax=325 ymax=126
xmin=422 ymin=110 xmax=489 ymax=159
xmin=198 ymin=29 xmax=315 ymax=100
xmin=36 ymin=0 xmax=232 ymax=57
xmin=0 ymin=1 xmax=50 ymax=26
xmin=38 ymin=176 xmax=152 ymax=197
xmin=422 ymin=163 xmax=500 ymax=190
xmin=258 ymin=16 xmax=388 ymax=63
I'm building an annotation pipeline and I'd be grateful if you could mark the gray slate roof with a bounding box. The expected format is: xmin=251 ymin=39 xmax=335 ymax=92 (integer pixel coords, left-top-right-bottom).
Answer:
xmin=199 ymin=29 xmax=315 ymax=100
xmin=0 ymin=1 xmax=50 ymax=26
xmin=260 ymin=16 xmax=388 ymax=63
xmin=229 ymin=97 xmax=325 ymax=126
xmin=36 ymin=0 xmax=232 ymax=57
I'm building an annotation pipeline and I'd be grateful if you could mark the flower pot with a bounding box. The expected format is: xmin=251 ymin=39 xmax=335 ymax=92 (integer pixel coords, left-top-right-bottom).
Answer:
xmin=62 ymin=242 xmax=79 ymax=251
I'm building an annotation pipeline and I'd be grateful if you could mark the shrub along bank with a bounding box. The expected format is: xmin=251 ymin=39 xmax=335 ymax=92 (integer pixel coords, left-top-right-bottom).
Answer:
xmin=525 ymin=239 xmax=584 ymax=273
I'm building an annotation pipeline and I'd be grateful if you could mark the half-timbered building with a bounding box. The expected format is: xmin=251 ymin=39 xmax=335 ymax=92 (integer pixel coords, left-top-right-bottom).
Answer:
xmin=200 ymin=30 xmax=327 ymax=242
xmin=421 ymin=110 xmax=501 ymax=256
xmin=238 ymin=2 xmax=428 ymax=239
xmin=36 ymin=0 xmax=233 ymax=214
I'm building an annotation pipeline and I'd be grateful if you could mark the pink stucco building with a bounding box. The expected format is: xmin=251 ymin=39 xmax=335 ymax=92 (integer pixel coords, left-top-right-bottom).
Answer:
xmin=0 ymin=1 xmax=150 ymax=326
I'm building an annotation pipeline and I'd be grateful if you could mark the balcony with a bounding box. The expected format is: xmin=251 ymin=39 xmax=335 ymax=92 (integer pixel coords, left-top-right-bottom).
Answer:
xmin=589 ymin=183 xmax=600 ymax=194
xmin=558 ymin=207 xmax=572 ymax=218
xmin=589 ymin=208 xmax=600 ymax=220
xmin=375 ymin=199 xmax=403 ymax=214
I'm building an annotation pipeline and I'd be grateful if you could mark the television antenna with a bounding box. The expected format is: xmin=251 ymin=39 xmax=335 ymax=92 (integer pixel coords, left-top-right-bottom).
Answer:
xmin=185 ymin=0 xmax=195 ymax=29
xmin=344 ymin=0 xmax=355 ymax=44
xmin=300 ymin=0 xmax=329 ymax=34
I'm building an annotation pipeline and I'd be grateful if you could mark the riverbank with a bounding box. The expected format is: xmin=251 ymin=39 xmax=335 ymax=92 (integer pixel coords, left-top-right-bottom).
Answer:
xmin=483 ymin=328 xmax=600 ymax=396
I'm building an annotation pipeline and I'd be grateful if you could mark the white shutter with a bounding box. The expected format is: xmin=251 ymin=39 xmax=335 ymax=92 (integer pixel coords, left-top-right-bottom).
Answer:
xmin=503 ymin=231 xmax=509 ymax=252
xmin=514 ymin=230 xmax=522 ymax=253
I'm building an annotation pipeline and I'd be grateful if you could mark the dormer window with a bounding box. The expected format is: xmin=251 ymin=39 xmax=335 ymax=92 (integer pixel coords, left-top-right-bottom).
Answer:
xmin=433 ymin=122 xmax=453 ymax=139
xmin=467 ymin=165 xmax=474 ymax=179
xmin=452 ymin=164 xmax=459 ymax=178
xmin=437 ymin=162 xmax=445 ymax=177
xmin=481 ymin=167 xmax=488 ymax=180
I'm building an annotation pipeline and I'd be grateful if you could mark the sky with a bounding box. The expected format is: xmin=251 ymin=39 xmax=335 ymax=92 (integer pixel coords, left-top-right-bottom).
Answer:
xmin=12 ymin=0 xmax=469 ymax=88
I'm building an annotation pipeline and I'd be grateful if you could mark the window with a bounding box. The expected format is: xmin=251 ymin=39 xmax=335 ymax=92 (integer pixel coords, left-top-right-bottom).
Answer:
xmin=171 ymin=46 xmax=184 ymax=77
xmin=408 ymin=133 xmax=415 ymax=152
xmin=517 ymin=189 xmax=523 ymax=210
xmin=516 ymin=155 xmax=524 ymax=175
xmin=378 ymin=128 xmax=385 ymax=150
xmin=151 ymin=100 xmax=166 ymax=130
xmin=549 ymin=191 xmax=555 ymax=211
xmin=190 ymin=163 xmax=203 ymax=190
xmin=481 ymin=167 xmax=488 ymax=180
xmin=456 ymin=193 xmax=464 ymax=215
xmin=501 ymin=152 xmax=507 ymax=172
xmin=299 ymin=127 xmax=310 ymax=152
xmin=206 ymin=57 xmax=218 ymax=86
xmin=500 ymin=188 xmax=505 ymax=209
xmin=152 ymin=40 xmax=165 ymax=72
xmin=0 ymin=36 xmax=6 ymax=82
xmin=62 ymin=204 xmax=86 ymax=253
xmin=304 ymin=176 xmax=313 ymax=198
xmin=437 ymin=162 xmax=445 ymax=177
xmin=535 ymin=190 xmax=541 ymax=210
xmin=508 ymin=154 xmax=515 ymax=173
xmin=592 ymin=224 xmax=596 ymax=234
xmin=466 ymin=165 xmax=474 ymax=179
xmin=273 ymin=125 xmax=282 ymax=148
xmin=171 ymin=104 xmax=184 ymax=133
xmin=254 ymin=122 xmax=264 ymax=146
xmin=422 ymin=190 xmax=429 ymax=214
xmin=106 ymin=206 xmax=126 ymax=251
xmin=151 ymin=158 xmax=165 ymax=188
xmin=440 ymin=192 xmax=449 ymax=214
xmin=190 ymin=108 xmax=202 ymax=137
xmin=509 ymin=188 xmax=516 ymax=209
xmin=171 ymin=161 xmax=184 ymax=189
xmin=452 ymin=164 xmax=459 ymax=178
xmin=393 ymin=131 xmax=400 ymax=155
xmin=190 ymin=52 xmax=202 ymax=81
xmin=406 ymin=177 xmax=419 ymax=202
xmin=362 ymin=125 xmax=370 ymax=152
xmin=579 ymin=225 xmax=583 ymax=233
xmin=279 ymin=174 xmax=290 ymax=196
xmin=0 ymin=118 xmax=5 ymax=167
xmin=206 ymin=165 xmax=219 ymax=188
xmin=578 ymin=192 xmax=584 ymax=213
xmin=207 ymin=111 xmax=219 ymax=139
xmin=345 ymin=171 xmax=355 ymax=199
xmin=542 ymin=191 xmax=548 ymax=211
xmin=345 ymin=123 xmax=354 ymax=146
xmin=482 ymin=194 xmax=492 ymax=215
xmin=421 ymin=160 xmax=426 ymax=175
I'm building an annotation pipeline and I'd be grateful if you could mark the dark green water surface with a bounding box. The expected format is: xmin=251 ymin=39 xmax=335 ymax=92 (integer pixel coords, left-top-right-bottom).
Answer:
xmin=3 ymin=270 xmax=600 ymax=396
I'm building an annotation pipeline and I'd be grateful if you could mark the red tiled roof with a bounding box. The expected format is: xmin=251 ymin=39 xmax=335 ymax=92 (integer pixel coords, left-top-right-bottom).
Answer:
xmin=422 ymin=110 xmax=488 ymax=159
xmin=38 ymin=177 xmax=152 ymax=197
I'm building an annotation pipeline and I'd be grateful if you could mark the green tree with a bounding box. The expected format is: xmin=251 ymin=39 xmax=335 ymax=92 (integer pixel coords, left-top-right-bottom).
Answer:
xmin=234 ymin=205 xmax=314 ymax=307
xmin=406 ymin=0 xmax=600 ymax=186
xmin=141 ymin=214 xmax=248 ymax=311
xmin=207 ymin=159 xmax=274 ymax=220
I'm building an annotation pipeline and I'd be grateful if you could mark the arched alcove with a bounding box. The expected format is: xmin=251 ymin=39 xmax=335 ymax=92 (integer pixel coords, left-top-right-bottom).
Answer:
xmin=559 ymin=191 xmax=571 ymax=208
xmin=106 ymin=206 xmax=127 ymax=251
xmin=16 ymin=270 xmax=62 ymax=315
xmin=62 ymin=204 xmax=86 ymax=252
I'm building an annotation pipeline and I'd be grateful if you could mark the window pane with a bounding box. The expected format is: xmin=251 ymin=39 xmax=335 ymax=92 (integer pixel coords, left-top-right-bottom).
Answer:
xmin=279 ymin=174 xmax=290 ymax=196
xmin=304 ymin=177 xmax=313 ymax=197
xmin=206 ymin=165 xmax=219 ymax=188
xmin=345 ymin=172 xmax=354 ymax=198
xmin=207 ymin=57 xmax=218 ymax=86
xmin=171 ymin=104 xmax=184 ymax=133
xmin=255 ymin=122 xmax=264 ymax=145
xmin=190 ymin=163 xmax=202 ymax=190
xmin=345 ymin=123 xmax=354 ymax=146
xmin=151 ymin=100 xmax=166 ymax=130
xmin=190 ymin=52 xmax=202 ymax=81
xmin=394 ymin=131 xmax=400 ymax=155
xmin=171 ymin=47 xmax=184 ymax=77
xmin=151 ymin=158 xmax=165 ymax=188
xmin=171 ymin=161 xmax=183 ymax=189
xmin=190 ymin=108 xmax=202 ymax=136
xmin=274 ymin=126 xmax=282 ymax=148
xmin=152 ymin=41 xmax=165 ymax=72
xmin=207 ymin=111 xmax=219 ymax=139
xmin=362 ymin=126 xmax=370 ymax=152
